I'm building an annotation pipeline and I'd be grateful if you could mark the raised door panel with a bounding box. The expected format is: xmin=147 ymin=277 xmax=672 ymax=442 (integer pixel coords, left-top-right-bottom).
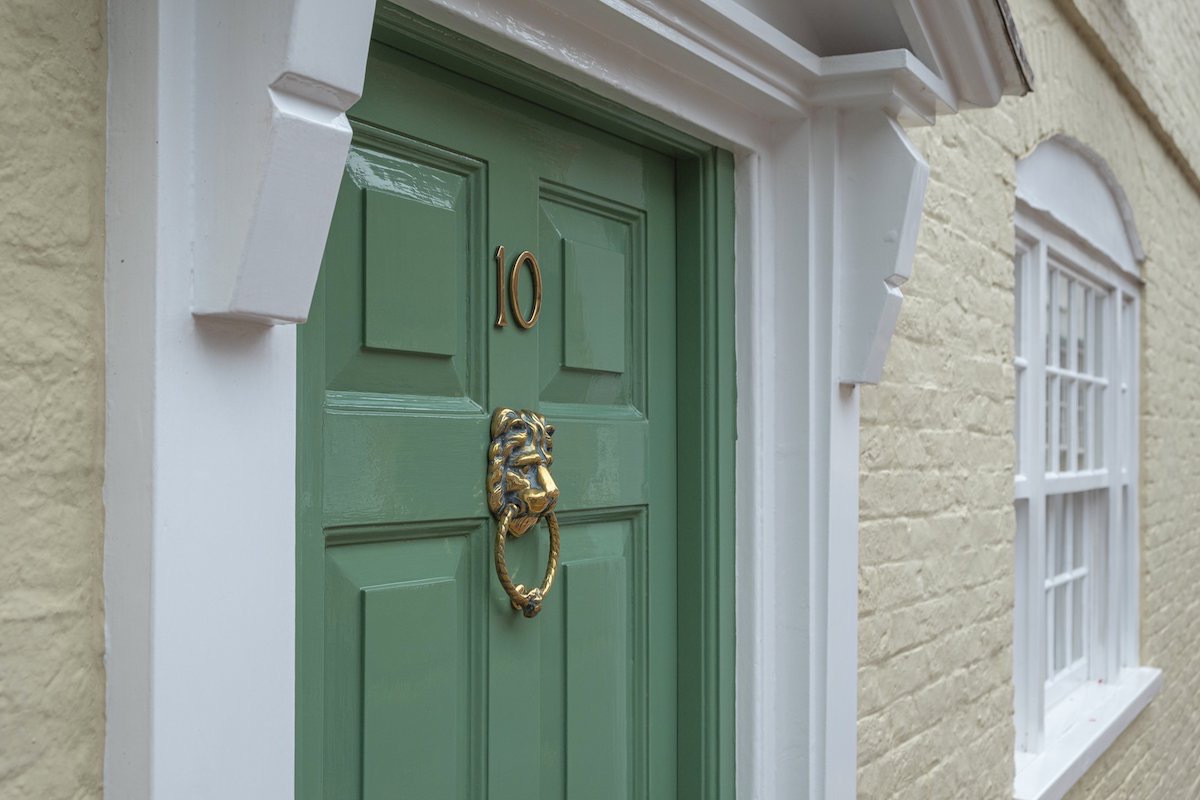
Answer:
xmin=565 ymin=555 xmax=631 ymax=799
xmin=363 ymin=188 xmax=457 ymax=357
xmin=556 ymin=514 xmax=646 ymax=800
xmin=322 ymin=527 xmax=487 ymax=800
xmin=535 ymin=188 xmax=645 ymax=415
xmin=486 ymin=513 xmax=647 ymax=799
xmin=564 ymin=239 xmax=627 ymax=375
xmin=325 ymin=129 xmax=485 ymax=407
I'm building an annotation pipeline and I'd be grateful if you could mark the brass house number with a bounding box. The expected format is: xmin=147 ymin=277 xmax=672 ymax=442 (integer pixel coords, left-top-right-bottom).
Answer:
xmin=494 ymin=246 xmax=542 ymax=329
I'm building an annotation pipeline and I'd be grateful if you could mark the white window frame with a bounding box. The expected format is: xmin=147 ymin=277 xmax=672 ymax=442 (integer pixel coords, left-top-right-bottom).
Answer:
xmin=1012 ymin=200 xmax=1160 ymax=800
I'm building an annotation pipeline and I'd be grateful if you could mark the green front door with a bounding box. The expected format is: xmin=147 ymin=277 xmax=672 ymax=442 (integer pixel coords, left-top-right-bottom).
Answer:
xmin=297 ymin=26 xmax=686 ymax=800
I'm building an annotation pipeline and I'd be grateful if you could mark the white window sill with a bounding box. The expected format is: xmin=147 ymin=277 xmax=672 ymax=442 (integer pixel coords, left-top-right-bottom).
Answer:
xmin=1014 ymin=667 xmax=1162 ymax=800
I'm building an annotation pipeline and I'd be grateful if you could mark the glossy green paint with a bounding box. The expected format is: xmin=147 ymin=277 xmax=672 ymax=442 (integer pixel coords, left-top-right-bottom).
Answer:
xmin=563 ymin=239 xmax=627 ymax=375
xmin=299 ymin=9 xmax=735 ymax=799
xmin=363 ymin=183 xmax=461 ymax=356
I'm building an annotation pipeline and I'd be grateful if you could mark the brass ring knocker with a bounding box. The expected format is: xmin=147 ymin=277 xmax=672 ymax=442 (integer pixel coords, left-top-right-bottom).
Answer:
xmin=493 ymin=506 xmax=559 ymax=618
xmin=487 ymin=408 xmax=560 ymax=619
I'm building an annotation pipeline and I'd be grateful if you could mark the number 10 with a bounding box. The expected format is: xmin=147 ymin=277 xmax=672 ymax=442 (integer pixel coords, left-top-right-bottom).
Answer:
xmin=494 ymin=245 xmax=543 ymax=330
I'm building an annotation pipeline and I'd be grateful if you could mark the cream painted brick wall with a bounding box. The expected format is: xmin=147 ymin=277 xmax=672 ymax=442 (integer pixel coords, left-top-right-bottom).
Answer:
xmin=0 ymin=1 xmax=107 ymax=798
xmin=1063 ymin=0 xmax=1200 ymax=192
xmin=858 ymin=0 xmax=1200 ymax=797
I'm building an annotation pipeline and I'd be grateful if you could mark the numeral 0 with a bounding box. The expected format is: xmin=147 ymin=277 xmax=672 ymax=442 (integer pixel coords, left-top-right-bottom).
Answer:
xmin=494 ymin=246 xmax=543 ymax=330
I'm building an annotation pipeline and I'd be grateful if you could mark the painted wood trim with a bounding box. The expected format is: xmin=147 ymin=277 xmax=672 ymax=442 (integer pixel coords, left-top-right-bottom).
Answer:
xmin=1014 ymin=667 xmax=1162 ymax=800
xmin=675 ymin=147 xmax=738 ymax=799
xmin=372 ymin=9 xmax=711 ymax=156
xmin=1016 ymin=135 xmax=1145 ymax=280
xmin=905 ymin=0 xmax=1033 ymax=107
xmin=189 ymin=0 xmax=376 ymax=324
xmin=837 ymin=109 xmax=930 ymax=384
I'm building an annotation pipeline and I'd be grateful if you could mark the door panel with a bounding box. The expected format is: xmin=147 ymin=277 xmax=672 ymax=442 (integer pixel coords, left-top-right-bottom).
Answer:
xmin=322 ymin=525 xmax=488 ymax=800
xmin=321 ymin=410 xmax=487 ymax=526
xmin=536 ymin=190 xmax=645 ymax=412
xmin=561 ymin=515 xmax=642 ymax=800
xmin=299 ymin=33 xmax=678 ymax=800
xmin=327 ymin=134 xmax=486 ymax=405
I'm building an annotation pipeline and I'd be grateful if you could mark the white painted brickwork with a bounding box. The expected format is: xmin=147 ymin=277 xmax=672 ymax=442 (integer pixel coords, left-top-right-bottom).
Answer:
xmin=858 ymin=0 xmax=1200 ymax=796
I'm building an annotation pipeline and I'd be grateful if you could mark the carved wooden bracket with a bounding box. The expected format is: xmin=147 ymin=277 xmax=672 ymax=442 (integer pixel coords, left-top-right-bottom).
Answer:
xmin=190 ymin=0 xmax=376 ymax=324
xmin=837 ymin=109 xmax=929 ymax=385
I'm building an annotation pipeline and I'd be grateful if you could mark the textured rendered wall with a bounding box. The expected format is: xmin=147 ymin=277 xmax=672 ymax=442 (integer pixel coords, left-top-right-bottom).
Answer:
xmin=0 ymin=1 xmax=107 ymax=798
xmin=858 ymin=0 xmax=1200 ymax=796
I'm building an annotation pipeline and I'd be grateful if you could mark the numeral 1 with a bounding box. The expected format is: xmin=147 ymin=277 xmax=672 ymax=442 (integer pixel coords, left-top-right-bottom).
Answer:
xmin=495 ymin=245 xmax=509 ymax=327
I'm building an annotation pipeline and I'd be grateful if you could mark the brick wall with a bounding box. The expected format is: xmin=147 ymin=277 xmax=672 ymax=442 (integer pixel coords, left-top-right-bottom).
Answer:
xmin=857 ymin=0 xmax=1200 ymax=796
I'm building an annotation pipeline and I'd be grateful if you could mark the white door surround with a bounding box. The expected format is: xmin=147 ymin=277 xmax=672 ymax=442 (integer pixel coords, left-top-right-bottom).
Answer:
xmin=104 ymin=1 xmax=1029 ymax=797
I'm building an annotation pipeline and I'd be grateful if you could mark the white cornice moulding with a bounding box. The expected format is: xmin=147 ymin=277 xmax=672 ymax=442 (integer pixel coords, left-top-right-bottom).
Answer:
xmin=190 ymin=0 xmax=376 ymax=324
xmin=523 ymin=0 xmax=958 ymax=121
xmin=904 ymin=0 xmax=1034 ymax=108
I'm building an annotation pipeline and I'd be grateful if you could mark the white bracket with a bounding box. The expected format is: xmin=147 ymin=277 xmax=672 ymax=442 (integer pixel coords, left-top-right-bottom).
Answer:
xmin=838 ymin=109 xmax=929 ymax=385
xmin=190 ymin=0 xmax=376 ymax=324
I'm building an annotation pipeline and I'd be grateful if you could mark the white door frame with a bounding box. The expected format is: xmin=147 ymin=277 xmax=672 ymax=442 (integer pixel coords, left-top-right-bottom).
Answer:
xmin=104 ymin=1 xmax=1024 ymax=797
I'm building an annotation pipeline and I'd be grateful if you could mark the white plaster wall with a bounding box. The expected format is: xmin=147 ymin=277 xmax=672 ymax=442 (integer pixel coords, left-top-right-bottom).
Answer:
xmin=858 ymin=0 xmax=1200 ymax=795
xmin=0 ymin=0 xmax=107 ymax=797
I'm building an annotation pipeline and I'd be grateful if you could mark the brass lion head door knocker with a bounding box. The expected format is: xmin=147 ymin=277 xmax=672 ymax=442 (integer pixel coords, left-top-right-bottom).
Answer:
xmin=488 ymin=408 xmax=560 ymax=618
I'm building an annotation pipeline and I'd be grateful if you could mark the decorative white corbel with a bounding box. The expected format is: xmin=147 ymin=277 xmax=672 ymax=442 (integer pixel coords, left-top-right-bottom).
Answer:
xmin=837 ymin=109 xmax=929 ymax=385
xmin=190 ymin=0 xmax=376 ymax=324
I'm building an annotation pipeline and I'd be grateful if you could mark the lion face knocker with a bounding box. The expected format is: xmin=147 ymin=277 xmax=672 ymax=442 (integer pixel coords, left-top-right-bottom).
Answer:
xmin=487 ymin=408 xmax=558 ymax=535
xmin=488 ymin=408 xmax=561 ymax=618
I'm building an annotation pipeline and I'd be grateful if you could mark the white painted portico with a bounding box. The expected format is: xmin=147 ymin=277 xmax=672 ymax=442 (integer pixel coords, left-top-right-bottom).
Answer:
xmin=104 ymin=1 xmax=1030 ymax=797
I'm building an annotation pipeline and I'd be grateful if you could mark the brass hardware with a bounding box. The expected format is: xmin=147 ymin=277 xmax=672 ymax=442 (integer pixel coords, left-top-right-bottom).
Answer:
xmin=494 ymin=246 xmax=509 ymax=328
xmin=508 ymin=250 xmax=542 ymax=329
xmin=487 ymin=407 xmax=559 ymax=618
xmin=493 ymin=248 xmax=543 ymax=330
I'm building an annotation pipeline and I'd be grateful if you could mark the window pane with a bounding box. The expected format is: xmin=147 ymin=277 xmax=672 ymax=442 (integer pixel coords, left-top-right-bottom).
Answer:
xmin=1016 ymin=370 xmax=1024 ymax=476
xmin=1045 ymin=267 xmax=1055 ymax=366
xmin=1059 ymin=378 xmax=1069 ymax=472
xmin=1045 ymin=495 xmax=1056 ymax=577
xmin=1072 ymin=578 xmax=1085 ymax=663
xmin=1055 ymin=495 xmax=1068 ymax=575
xmin=1015 ymin=251 xmax=1025 ymax=358
xmin=1057 ymin=272 xmax=1069 ymax=368
xmin=1046 ymin=585 xmax=1055 ymax=678
xmin=1072 ymin=493 xmax=1085 ymax=570
xmin=1046 ymin=376 xmax=1055 ymax=472
xmin=1082 ymin=286 xmax=1092 ymax=374
xmin=1073 ymin=280 xmax=1085 ymax=373
xmin=1077 ymin=382 xmax=1087 ymax=471
xmin=1094 ymin=386 xmax=1105 ymax=467
xmin=1054 ymin=583 xmax=1067 ymax=672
